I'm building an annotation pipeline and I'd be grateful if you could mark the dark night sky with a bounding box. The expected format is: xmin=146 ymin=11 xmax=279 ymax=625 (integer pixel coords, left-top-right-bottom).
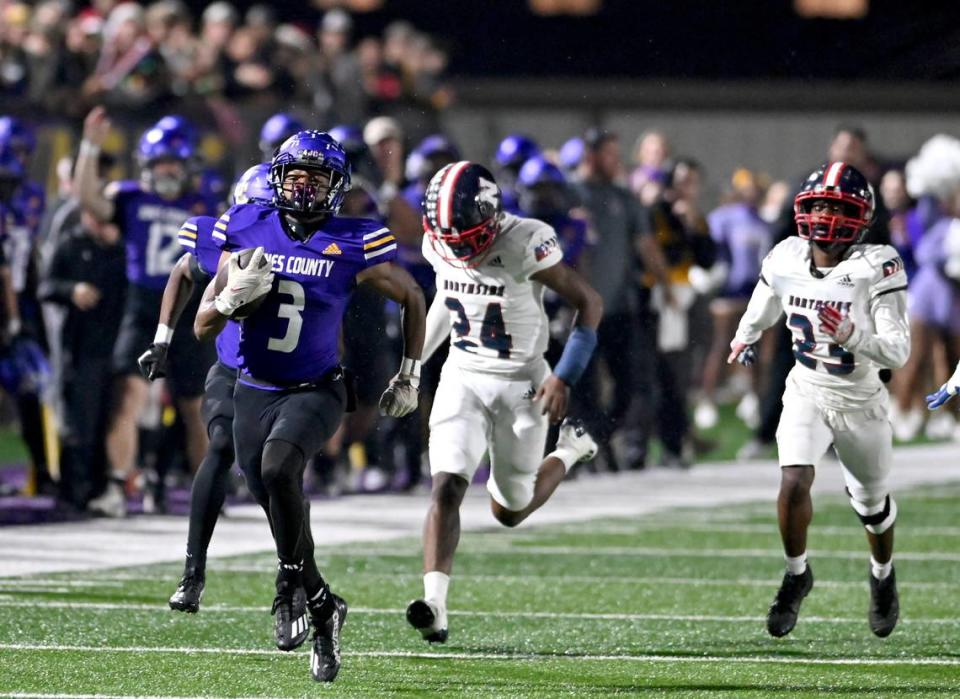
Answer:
xmin=195 ymin=0 xmax=960 ymax=80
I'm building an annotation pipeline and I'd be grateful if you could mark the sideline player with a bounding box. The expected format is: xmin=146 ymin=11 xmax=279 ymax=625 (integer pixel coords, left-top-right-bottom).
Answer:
xmin=194 ymin=130 xmax=425 ymax=682
xmin=406 ymin=161 xmax=603 ymax=644
xmin=729 ymin=162 xmax=909 ymax=638
xmin=136 ymin=163 xmax=273 ymax=615
xmin=74 ymin=107 xmax=218 ymax=516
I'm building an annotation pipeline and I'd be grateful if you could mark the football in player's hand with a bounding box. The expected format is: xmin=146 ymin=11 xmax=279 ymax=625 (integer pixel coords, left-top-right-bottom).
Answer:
xmin=214 ymin=247 xmax=272 ymax=319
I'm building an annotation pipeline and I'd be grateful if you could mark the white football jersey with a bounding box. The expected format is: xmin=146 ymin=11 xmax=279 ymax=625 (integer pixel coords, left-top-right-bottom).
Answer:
xmin=736 ymin=236 xmax=909 ymax=409
xmin=422 ymin=212 xmax=563 ymax=377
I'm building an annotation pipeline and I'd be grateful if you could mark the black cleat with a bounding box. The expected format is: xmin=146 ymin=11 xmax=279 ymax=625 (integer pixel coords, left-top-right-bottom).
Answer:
xmin=766 ymin=566 xmax=814 ymax=637
xmin=869 ymin=567 xmax=899 ymax=637
xmin=273 ymin=585 xmax=310 ymax=652
xmin=169 ymin=572 xmax=205 ymax=613
xmin=406 ymin=599 xmax=448 ymax=644
xmin=310 ymin=592 xmax=347 ymax=682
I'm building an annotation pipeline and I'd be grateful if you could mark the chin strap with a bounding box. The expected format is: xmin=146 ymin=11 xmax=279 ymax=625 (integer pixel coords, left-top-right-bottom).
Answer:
xmin=282 ymin=213 xmax=327 ymax=242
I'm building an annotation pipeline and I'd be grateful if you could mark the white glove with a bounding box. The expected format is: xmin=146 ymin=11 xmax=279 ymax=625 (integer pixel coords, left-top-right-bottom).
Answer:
xmin=379 ymin=357 xmax=421 ymax=418
xmin=215 ymin=247 xmax=274 ymax=317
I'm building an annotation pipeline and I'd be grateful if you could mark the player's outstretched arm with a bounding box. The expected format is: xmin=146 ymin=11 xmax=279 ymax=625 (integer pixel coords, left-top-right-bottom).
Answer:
xmin=728 ymin=278 xmax=782 ymax=364
xmin=358 ymin=261 xmax=426 ymax=418
xmin=139 ymin=255 xmax=199 ymax=381
xmin=74 ymin=107 xmax=115 ymax=223
xmin=531 ymin=262 xmax=603 ymax=423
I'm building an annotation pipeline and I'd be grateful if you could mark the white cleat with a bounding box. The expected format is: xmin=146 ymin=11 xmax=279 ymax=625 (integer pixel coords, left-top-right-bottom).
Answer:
xmin=890 ymin=405 xmax=923 ymax=442
xmin=87 ymin=482 xmax=127 ymax=518
xmin=557 ymin=418 xmax=599 ymax=463
xmin=735 ymin=392 xmax=760 ymax=430
xmin=924 ymin=410 xmax=955 ymax=441
xmin=693 ymin=400 xmax=719 ymax=430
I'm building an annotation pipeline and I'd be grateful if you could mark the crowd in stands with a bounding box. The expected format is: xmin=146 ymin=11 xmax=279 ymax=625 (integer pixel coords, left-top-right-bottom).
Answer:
xmin=1 ymin=4 xmax=958 ymax=519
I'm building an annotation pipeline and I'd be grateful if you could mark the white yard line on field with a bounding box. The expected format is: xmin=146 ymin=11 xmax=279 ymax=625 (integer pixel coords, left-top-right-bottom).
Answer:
xmin=0 ymin=599 xmax=957 ymax=625
xmin=1 ymin=644 xmax=960 ymax=667
xmin=14 ymin=571 xmax=953 ymax=591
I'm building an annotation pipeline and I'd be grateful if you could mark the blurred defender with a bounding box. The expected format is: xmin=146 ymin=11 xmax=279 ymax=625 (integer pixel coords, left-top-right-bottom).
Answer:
xmin=406 ymin=162 xmax=603 ymax=644
xmin=729 ymin=162 xmax=909 ymax=638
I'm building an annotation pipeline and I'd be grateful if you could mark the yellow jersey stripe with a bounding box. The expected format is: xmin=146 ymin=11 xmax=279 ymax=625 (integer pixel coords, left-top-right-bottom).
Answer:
xmin=363 ymin=235 xmax=396 ymax=251
xmin=178 ymin=230 xmax=198 ymax=239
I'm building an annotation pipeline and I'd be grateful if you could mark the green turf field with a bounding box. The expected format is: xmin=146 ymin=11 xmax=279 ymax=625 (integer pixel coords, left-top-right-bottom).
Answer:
xmin=2 ymin=483 xmax=960 ymax=697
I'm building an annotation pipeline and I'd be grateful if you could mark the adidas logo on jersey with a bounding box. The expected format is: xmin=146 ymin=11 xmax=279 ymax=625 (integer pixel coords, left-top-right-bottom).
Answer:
xmin=488 ymin=256 xmax=504 ymax=267
xmin=838 ymin=274 xmax=854 ymax=287
xmin=322 ymin=242 xmax=343 ymax=256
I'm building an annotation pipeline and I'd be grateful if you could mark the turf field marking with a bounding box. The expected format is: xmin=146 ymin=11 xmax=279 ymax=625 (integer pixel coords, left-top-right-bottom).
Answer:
xmin=194 ymin=569 xmax=960 ymax=590
xmin=0 ymin=695 xmax=284 ymax=699
xmin=2 ymin=644 xmax=960 ymax=667
xmin=553 ymin=523 xmax=960 ymax=537
xmin=1 ymin=599 xmax=957 ymax=625
xmin=299 ymin=545 xmax=960 ymax=562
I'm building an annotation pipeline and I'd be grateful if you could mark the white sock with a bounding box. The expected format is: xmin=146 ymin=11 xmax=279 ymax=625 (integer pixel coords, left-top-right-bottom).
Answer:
xmin=423 ymin=571 xmax=449 ymax=608
xmin=547 ymin=446 xmax=579 ymax=473
xmin=785 ymin=553 xmax=807 ymax=575
xmin=871 ymin=556 xmax=893 ymax=581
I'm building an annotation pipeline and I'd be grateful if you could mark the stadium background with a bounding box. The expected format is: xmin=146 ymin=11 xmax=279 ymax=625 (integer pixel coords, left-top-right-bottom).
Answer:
xmin=3 ymin=1 xmax=960 ymax=695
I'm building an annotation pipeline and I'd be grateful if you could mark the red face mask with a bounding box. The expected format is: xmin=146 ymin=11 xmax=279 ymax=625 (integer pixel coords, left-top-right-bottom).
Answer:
xmin=424 ymin=215 xmax=499 ymax=268
xmin=794 ymin=191 xmax=871 ymax=245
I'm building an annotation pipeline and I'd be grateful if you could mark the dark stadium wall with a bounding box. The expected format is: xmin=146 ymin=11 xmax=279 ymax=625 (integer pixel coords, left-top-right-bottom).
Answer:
xmin=184 ymin=0 xmax=960 ymax=80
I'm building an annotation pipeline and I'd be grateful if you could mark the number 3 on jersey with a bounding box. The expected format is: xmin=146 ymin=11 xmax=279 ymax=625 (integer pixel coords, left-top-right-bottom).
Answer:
xmin=788 ymin=312 xmax=855 ymax=375
xmin=444 ymin=297 xmax=513 ymax=359
xmin=268 ymin=280 xmax=304 ymax=353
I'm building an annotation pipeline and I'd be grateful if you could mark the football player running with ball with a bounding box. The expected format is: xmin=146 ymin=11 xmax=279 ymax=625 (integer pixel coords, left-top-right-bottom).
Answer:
xmin=194 ymin=131 xmax=425 ymax=682
xmin=406 ymin=162 xmax=603 ymax=644
xmin=729 ymin=162 xmax=909 ymax=638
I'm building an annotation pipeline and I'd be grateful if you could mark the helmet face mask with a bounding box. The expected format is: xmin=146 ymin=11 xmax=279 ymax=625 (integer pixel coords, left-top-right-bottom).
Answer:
xmin=424 ymin=214 xmax=501 ymax=267
xmin=269 ymin=131 xmax=351 ymax=220
xmin=137 ymin=127 xmax=194 ymax=198
xmin=794 ymin=162 xmax=874 ymax=248
xmin=423 ymin=161 xmax=503 ymax=268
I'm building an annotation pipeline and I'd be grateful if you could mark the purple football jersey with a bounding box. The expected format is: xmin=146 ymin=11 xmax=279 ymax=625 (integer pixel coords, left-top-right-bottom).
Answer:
xmin=109 ymin=180 xmax=214 ymax=291
xmin=178 ymin=215 xmax=239 ymax=369
xmin=214 ymin=204 xmax=398 ymax=385
xmin=707 ymin=202 xmax=772 ymax=298
xmin=1 ymin=179 xmax=45 ymax=293
xmin=9 ymin=179 xmax=44 ymax=235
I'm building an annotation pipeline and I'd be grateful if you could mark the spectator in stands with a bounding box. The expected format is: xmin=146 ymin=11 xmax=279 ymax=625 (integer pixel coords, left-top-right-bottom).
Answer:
xmin=189 ymin=1 xmax=237 ymax=97
xmin=145 ymin=1 xmax=194 ymax=98
xmin=631 ymin=130 xmax=672 ymax=206
xmin=643 ymin=158 xmax=716 ymax=466
xmin=312 ymin=9 xmax=366 ymax=125
xmin=83 ymin=2 xmax=170 ymax=111
xmin=696 ymin=168 xmax=772 ymax=431
xmin=881 ymin=169 xmax=920 ymax=280
xmin=0 ymin=3 xmax=31 ymax=97
xmin=573 ymin=128 xmax=673 ymax=470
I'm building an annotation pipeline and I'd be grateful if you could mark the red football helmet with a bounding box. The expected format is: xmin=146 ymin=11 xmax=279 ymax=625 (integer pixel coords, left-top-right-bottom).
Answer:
xmin=423 ymin=161 xmax=502 ymax=267
xmin=794 ymin=161 xmax=874 ymax=245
